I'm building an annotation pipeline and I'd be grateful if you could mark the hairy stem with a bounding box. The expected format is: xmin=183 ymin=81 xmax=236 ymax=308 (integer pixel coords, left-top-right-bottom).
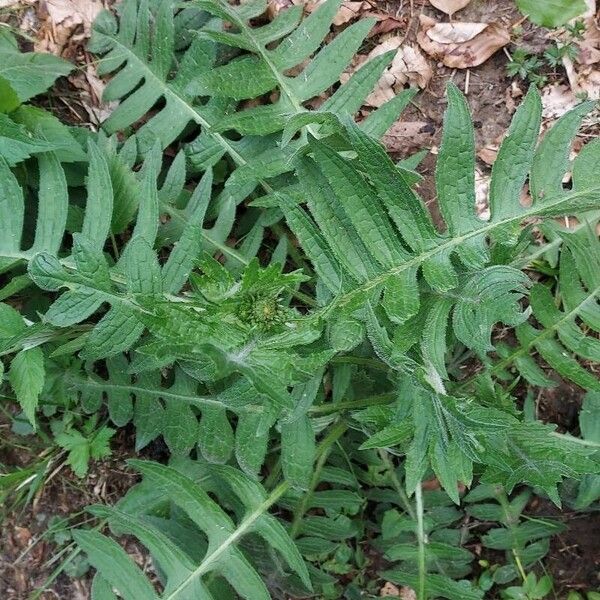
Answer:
xmin=494 ymin=486 xmax=528 ymax=582
xmin=379 ymin=450 xmax=416 ymax=520
xmin=289 ymin=419 xmax=348 ymax=538
xmin=415 ymin=482 xmax=427 ymax=600
xmin=308 ymin=392 xmax=396 ymax=416
xmin=331 ymin=356 xmax=390 ymax=372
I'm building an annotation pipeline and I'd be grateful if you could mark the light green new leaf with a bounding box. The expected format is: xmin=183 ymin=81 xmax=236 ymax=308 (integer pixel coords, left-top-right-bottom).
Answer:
xmin=516 ymin=0 xmax=586 ymax=27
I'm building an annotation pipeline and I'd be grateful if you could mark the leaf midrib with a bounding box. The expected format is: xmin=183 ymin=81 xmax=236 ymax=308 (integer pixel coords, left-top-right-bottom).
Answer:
xmin=452 ymin=275 xmax=600 ymax=396
xmin=98 ymin=33 xmax=250 ymax=167
xmin=327 ymin=188 xmax=600 ymax=311
xmin=70 ymin=376 xmax=260 ymax=412
xmin=492 ymin=282 xmax=600 ymax=375
xmin=98 ymin=27 xmax=305 ymax=197
xmin=163 ymin=480 xmax=290 ymax=600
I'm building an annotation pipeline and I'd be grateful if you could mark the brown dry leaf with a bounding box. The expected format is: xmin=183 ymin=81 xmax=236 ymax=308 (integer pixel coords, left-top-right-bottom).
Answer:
xmin=380 ymin=582 xmax=401 ymax=597
xmin=426 ymin=22 xmax=488 ymax=44
xmin=505 ymin=80 xmax=524 ymax=113
xmin=14 ymin=526 xmax=32 ymax=547
xmin=289 ymin=0 xmax=368 ymax=24
xmin=394 ymin=45 xmax=434 ymax=89
xmin=428 ymin=0 xmax=471 ymax=16
xmin=576 ymin=66 xmax=600 ymax=98
xmin=369 ymin=15 xmax=407 ymax=37
xmin=478 ymin=145 xmax=498 ymax=166
xmin=333 ymin=1 xmax=368 ymax=25
xmin=559 ymin=2 xmax=600 ymax=99
xmin=422 ymin=477 xmax=441 ymax=490
xmin=478 ymin=131 xmax=506 ymax=166
xmin=34 ymin=0 xmax=113 ymax=125
xmin=560 ymin=0 xmax=600 ymax=65
xmin=575 ymin=15 xmax=600 ymax=65
xmin=267 ymin=0 xmax=295 ymax=18
xmin=568 ymin=0 xmax=600 ymax=65
xmin=417 ymin=15 xmax=510 ymax=69
xmin=563 ymin=53 xmax=600 ymax=100
xmin=352 ymin=39 xmax=432 ymax=107
xmin=541 ymin=83 xmax=578 ymax=119
xmin=475 ymin=169 xmax=490 ymax=219
xmin=35 ymin=0 xmax=105 ymax=55
xmin=400 ymin=587 xmax=418 ymax=600
xmin=382 ymin=121 xmax=435 ymax=152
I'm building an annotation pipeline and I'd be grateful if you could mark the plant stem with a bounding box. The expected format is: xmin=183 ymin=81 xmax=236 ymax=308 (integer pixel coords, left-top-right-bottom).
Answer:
xmin=308 ymin=392 xmax=396 ymax=416
xmin=264 ymin=458 xmax=282 ymax=491
xmin=495 ymin=486 xmax=528 ymax=583
xmin=271 ymin=222 xmax=312 ymax=274
xmin=289 ymin=420 xmax=348 ymax=539
xmin=379 ymin=450 xmax=416 ymax=520
xmin=165 ymin=481 xmax=291 ymax=600
xmin=331 ymin=355 xmax=390 ymax=372
xmin=415 ymin=482 xmax=427 ymax=600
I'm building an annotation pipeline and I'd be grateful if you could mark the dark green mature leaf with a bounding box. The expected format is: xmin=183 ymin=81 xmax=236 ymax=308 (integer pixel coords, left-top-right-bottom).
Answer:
xmin=90 ymin=0 xmax=411 ymax=216
xmin=74 ymin=530 xmax=159 ymax=600
xmin=0 ymin=30 xmax=72 ymax=101
xmin=4 ymin=10 xmax=600 ymax=598
xmin=280 ymin=84 xmax=600 ymax=384
xmin=74 ymin=460 xmax=310 ymax=599
xmin=490 ymin=226 xmax=600 ymax=391
xmin=281 ymin=415 xmax=316 ymax=490
xmin=574 ymin=392 xmax=600 ymax=508
xmin=8 ymin=347 xmax=45 ymax=426
xmin=383 ymin=570 xmax=483 ymax=600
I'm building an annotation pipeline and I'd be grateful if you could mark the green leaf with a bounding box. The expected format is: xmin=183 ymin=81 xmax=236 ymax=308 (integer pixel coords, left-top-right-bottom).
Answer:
xmin=74 ymin=529 xmax=158 ymax=600
xmin=133 ymin=372 xmax=165 ymax=451
xmin=125 ymin=237 xmax=162 ymax=296
xmin=489 ymin=86 xmax=541 ymax=227
xmin=82 ymin=141 xmax=114 ymax=250
xmin=163 ymin=169 xmax=212 ymax=293
xmin=281 ymin=415 xmax=315 ymax=490
xmin=163 ymin=393 xmax=199 ymax=456
xmin=0 ymin=302 xmax=25 ymax=339
xmin=0 ymin=76 xmax=20 ymax=112
xmin=91 ymin=574 xmax=118 ymax=600
xmin=128 ymin=459 xmax=272 ymax=599
xmin=33 ymin=153 xmax=69 ymax=255
xmin=383 ymin=570 xmax=483 ymax=600
xmin=8 ymin=347 xmax=44 ymax=426
xmin=530 ymin=101 xmax=594 ymax=202
xmin=436 ymin=83 xmax=487 ymax=270
xmin=198 ymin=406 xmax=233 ymax=464
xmin=86 ymin=505 xmax=207 ymax=598
xmin=0 ymin=155 xmax=24 ymax=254
xmin=12 ymin=105 xmax=87 ymax=162
xmin=235 ymin=411 xmax=270 ymax=477
xmin=189 ymin=57 xmax=277 ymax=100
xmin=292 ymin=18 xmax=376 ymax=102
xmin=0 ymin=30 xmax=72 ymax=101
xmin=55 ymin=426 xmax=115 ymax=477
xmin=516 ymin=0 xmax=587 ymax=27
xmin=575 ymin=392 xmax=600 ymax=508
